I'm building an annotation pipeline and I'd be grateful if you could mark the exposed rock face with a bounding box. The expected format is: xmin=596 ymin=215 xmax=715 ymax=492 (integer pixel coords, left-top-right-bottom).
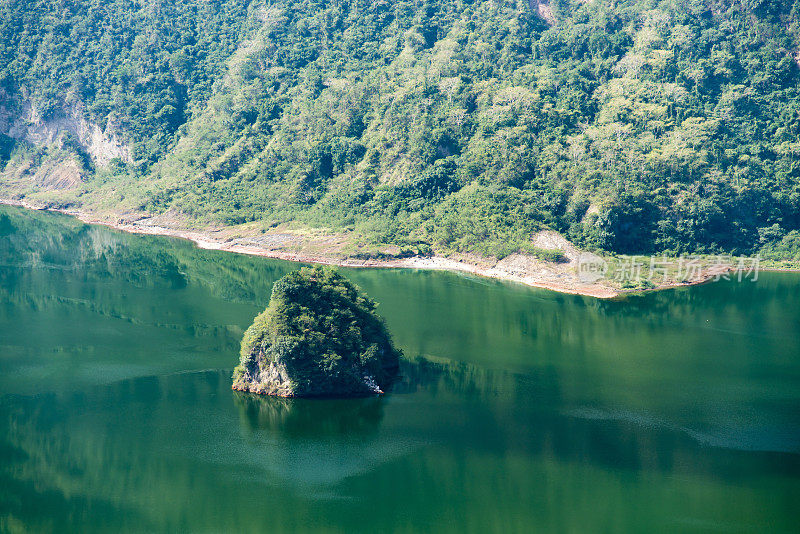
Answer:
xmin=531 ymin=230 xmax=581 ymax=263
xmin=529 ymin=0 xmax=555 ymax=25
xmin=0 ymin=94 xmax=131 ymax=166
xmin=232 ymin=267 xmax=401 ymax=397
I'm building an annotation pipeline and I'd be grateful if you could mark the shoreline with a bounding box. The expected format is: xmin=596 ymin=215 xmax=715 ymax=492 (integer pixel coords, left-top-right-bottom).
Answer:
xmin=0 ymin=198 xmax=751 ymax=299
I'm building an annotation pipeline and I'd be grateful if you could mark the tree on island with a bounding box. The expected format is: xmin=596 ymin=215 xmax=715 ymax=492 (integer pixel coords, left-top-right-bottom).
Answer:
xmin=232 ymin=266 xmax=401 ymax=397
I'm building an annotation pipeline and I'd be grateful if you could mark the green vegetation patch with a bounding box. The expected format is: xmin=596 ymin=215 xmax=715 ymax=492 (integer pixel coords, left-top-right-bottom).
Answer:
xmin=3 ymin=0 xmax=800 ymax=259
xmin=232 ymin=266 xmax=401 ymax=397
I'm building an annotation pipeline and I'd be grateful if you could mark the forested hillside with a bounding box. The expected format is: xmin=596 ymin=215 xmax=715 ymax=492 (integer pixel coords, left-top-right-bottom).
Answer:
xmin=2 ymin=0 xmax=800 ymax=259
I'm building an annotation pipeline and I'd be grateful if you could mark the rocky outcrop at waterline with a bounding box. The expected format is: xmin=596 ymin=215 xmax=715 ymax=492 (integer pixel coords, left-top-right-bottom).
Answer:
xmin=232 ymin=266 xmax=401 ymax=397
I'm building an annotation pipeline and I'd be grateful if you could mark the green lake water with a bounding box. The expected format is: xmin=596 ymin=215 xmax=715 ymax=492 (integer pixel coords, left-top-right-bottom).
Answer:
xmin=0 ymin=205 xmax=799 ymax=533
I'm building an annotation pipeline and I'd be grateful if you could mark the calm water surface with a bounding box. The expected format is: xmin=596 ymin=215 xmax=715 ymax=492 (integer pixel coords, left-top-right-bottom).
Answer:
xmin=1 ymin=205 xmax=799 ymax=533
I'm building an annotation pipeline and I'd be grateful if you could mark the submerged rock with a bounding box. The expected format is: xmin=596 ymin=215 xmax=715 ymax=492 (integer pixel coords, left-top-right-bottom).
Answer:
xmin=232 ymin=266 xmax=401 ymax=397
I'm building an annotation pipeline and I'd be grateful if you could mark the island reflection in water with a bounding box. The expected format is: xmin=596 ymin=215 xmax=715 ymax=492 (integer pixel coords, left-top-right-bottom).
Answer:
xmin=234 ymin=393 xmax=387 ymax=438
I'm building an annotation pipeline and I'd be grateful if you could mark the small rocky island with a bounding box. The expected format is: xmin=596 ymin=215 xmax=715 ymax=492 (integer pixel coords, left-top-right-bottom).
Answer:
xmin=232 ymin=266 xmax=401 ymax=397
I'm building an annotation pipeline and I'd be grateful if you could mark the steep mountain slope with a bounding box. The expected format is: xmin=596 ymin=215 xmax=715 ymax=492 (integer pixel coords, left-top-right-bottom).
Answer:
xmin=2 ymin=0 xmax=800 ymax=260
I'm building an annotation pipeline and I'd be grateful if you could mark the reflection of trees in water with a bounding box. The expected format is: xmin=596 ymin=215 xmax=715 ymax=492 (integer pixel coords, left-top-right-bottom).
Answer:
xmin=393 ymin=356 xmax=545 ymax=402
xmin=1 ymin=363 xmax=798 ymax=533
xmin=0 ymin=205 xmax=292 ymax=304
xmin=589 ymin=273 xmax=796 ymax=324
xmin=234 ymin=392 xmax=386 ymax=438
xmin=233 ymin=355 xmax=800 ymax=482
xmin=0 ymin=463 xmax=142 ymax=533
xmin=231 ymin=356 xmax=551 ymax=442
xmin=0 ymin=212 xmax=15 ymax=236
xmin=396 ymin=357 xmax=800 ymax=481
xmin=0 ymin=391 xmax=153 ymax=532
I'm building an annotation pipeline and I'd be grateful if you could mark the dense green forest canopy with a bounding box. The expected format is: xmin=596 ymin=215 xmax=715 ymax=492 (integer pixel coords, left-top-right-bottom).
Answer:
xmin=2 ymin=0 xmax=800 ymax=258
